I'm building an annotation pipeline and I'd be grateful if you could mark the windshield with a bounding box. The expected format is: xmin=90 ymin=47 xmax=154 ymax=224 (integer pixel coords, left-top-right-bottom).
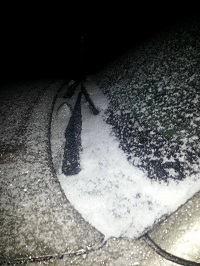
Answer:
xmin=100 ymin=74 xmax=200 ymax=181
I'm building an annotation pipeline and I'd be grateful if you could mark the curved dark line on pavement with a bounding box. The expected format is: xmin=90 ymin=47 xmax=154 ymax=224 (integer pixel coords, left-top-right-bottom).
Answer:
xmin=142 ymin=234 xmax=200 ymax=266
xmin=0 ymin=237 xmax=106 ymax=265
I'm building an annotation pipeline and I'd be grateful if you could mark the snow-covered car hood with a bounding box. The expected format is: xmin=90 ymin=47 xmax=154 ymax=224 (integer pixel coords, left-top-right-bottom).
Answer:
xmin=1 ymin=16 xmax=200 ymax=265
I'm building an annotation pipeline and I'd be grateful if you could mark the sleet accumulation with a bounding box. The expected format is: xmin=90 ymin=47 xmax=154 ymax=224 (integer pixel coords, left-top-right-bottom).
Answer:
xmin=95 ymin=17 xmax=200 ymax=181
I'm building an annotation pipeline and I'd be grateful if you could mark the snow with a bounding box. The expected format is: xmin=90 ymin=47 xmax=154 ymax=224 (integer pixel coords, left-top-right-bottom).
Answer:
xmin=1 ymin=80 xmax=104 ymax=259
xmin=50 ymin=18 xmax=200 ymax=243
xmin=52 ymin=82 xmax=200 ymax=240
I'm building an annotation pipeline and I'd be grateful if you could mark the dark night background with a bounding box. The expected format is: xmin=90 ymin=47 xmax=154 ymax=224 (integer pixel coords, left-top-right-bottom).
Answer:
xmin=0 ymin=4 xmax=199 ymax=83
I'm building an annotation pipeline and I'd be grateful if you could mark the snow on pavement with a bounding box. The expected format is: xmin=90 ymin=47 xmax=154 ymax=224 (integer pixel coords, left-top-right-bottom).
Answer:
xmin=0 ymin=80 xmax=103 ymax=260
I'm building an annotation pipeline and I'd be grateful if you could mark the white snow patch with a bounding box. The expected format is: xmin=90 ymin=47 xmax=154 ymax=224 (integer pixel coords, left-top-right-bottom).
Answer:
xmin=54 ymin=82 xmax=200 ymax=240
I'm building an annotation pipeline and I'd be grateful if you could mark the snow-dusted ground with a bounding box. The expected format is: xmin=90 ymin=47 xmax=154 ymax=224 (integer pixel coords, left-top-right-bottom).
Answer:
xmin=52 ymin=81 xmax=200 ymax=240
xmin=0 ymin=80 xmax=103 ymax=261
